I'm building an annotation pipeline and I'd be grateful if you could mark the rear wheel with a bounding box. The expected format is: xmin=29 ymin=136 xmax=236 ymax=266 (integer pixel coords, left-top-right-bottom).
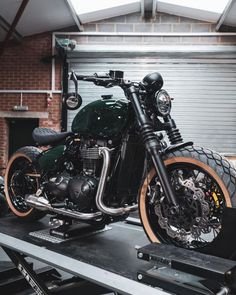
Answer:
xmin=139 ymin=146 xmax=236 ymax=251
xmin=4 ymin=147 xmax=45 ymax=221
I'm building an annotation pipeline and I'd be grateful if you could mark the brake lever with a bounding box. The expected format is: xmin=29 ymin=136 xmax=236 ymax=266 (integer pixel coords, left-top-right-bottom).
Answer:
xmin=104 ymin=83 xmax=114 ymax=88
xmin=94 ymin=78 xmax=115 ymax=87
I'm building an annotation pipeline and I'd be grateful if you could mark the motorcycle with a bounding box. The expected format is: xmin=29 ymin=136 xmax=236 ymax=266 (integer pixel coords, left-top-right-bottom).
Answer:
xmin=4 ymin=70 xmax=236 ymax=256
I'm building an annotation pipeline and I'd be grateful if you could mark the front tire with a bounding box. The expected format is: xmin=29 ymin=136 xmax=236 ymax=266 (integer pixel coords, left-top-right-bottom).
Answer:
xmin=139 ymin=146 xmax=236 ymax=251
xmin=4 ymin=146 xmax=45 ymax=221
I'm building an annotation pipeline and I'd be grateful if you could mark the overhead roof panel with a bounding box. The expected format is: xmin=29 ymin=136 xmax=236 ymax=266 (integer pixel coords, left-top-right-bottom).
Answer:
xmin=17 ymin=0 xmax=75 ymax=36
xmin=0 ymin=0 xmax=75 ymax=37
xmin=70 ymin=0 xmax=141 ymax=23
xmin=0 ymin=0 xmax=22 ymax=24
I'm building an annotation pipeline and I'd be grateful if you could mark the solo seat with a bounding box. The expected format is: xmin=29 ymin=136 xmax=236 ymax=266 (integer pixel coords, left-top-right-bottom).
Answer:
xmin=32 ymin=127 xmax=73 ymax=146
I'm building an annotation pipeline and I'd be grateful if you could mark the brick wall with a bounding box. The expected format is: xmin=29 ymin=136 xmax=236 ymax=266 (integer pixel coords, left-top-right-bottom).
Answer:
xmin=0 ymin=32 xmax=62 ymax=174
xmin=70 ymin=12 xmax=236 ymax=45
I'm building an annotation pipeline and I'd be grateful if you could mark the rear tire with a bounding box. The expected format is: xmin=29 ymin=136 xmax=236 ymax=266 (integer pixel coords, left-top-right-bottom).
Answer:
xmin=5 ymin=146 xmax=45 ymax=221
xmin=139 ymin=146 xmax=236 ymax=252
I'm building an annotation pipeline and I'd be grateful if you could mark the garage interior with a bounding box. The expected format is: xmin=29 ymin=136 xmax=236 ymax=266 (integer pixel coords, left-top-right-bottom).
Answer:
xmin=0 ymin=0 xmax=236 ymax=294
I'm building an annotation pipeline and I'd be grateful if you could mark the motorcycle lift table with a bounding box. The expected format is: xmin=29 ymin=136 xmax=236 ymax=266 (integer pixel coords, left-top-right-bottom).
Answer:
xmin=0 ymin=215 xmax=236 ymax=295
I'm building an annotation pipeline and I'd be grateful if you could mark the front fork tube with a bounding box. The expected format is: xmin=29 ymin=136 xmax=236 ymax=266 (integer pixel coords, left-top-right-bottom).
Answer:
xmin=128 ymin=86 xmax=179 ymax=208
xmin=148 ymin=145 xmax=178 ymax=208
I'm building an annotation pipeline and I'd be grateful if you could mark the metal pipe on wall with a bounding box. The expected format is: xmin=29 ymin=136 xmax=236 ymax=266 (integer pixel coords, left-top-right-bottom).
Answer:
xmin=51 ymin=34 xmax=56 ymax=92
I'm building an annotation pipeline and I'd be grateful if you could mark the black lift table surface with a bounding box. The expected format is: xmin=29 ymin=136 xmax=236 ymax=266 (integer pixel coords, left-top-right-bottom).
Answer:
xmin=0 ymin=216 xmax=169 ymax=295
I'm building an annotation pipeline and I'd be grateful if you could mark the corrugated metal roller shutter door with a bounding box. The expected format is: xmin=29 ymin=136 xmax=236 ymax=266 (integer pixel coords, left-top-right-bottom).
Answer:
xmin=68 ymin=58 xmax=236 ymax=155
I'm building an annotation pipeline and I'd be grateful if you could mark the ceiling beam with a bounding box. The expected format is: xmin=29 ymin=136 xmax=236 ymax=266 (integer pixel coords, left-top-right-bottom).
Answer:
xmin=0 ymin=15 xmax=22 ymax=42
xmin=142 ymin=0 xmax=154 ymax=19
xmin=64 ymin=0 xmax=83 ymax=31
xmin=152 ymin=0 xmax=157 ymax=18
xmin=216 ymin=0 xmax=235 ymax=31
xmin=0 ymin=0 xmax=29 ymax=56
xmin=141 ymin=0 xmax=145 ymax=18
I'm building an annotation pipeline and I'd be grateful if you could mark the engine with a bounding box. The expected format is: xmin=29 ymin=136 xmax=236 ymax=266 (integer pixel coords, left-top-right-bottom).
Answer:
xmin=45 ymin=138 xmax=110 ymax=212
xmin=67 ymin=175 xmax=98 ymax=211
xmin=80 ymin=138 xmax=108 ymax=175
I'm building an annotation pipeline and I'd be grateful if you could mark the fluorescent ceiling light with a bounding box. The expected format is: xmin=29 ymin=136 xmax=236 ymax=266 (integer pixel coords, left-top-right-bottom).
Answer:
xmin=70 ymin=0 xmax=139 ymax=15
xmin=69 ymin=0 xmax=140 ymax=23
xmin=160 ymin=0 xmax=229 ymax=14
xmin=157 ymin=0 xmax=230 ymax=23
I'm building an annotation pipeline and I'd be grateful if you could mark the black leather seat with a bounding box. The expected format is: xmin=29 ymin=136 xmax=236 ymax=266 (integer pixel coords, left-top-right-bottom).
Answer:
xmin=32 ymin=127 xmax=73 ymax=146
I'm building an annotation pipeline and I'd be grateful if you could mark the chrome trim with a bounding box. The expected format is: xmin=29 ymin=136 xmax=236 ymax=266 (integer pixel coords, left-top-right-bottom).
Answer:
xmin=95 ymin=147 xmax=138 ymax=216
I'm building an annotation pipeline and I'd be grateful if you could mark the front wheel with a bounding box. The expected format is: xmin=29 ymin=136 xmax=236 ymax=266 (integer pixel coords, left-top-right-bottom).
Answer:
xmin=139 ymin=146 xmax=236 ymax=252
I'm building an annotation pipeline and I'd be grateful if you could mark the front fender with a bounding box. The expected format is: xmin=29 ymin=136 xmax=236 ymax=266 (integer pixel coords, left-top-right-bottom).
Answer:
xmin=163 ymin=141 xmax=193 ymax=155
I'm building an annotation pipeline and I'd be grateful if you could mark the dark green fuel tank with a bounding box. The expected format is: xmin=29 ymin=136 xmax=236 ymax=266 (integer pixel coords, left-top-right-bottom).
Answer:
xmin=71 ymin=99 xmax=130 ymax=139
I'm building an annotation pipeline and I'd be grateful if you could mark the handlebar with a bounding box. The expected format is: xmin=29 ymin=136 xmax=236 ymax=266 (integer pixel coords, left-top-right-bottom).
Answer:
xmin=69 ymin=70 xmax=146 ymax=104
xmin=69 ymin=70 xmax=126 ymax=88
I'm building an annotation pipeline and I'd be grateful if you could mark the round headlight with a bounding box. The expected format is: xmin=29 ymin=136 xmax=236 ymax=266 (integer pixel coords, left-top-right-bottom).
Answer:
xmin=155 ymin=89 xmax=172 ymax=116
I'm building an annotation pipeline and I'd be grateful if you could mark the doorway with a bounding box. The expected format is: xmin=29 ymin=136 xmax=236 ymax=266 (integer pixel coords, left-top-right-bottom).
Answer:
xmin=8 ymin=118 xmax=39 ymax=157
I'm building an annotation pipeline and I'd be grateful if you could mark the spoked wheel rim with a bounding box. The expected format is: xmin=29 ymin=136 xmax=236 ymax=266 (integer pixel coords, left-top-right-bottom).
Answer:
xmin=139 ymin=157 xmax=232 ymax=250
xmin=5 ymin=153 xmax=39 ymax=217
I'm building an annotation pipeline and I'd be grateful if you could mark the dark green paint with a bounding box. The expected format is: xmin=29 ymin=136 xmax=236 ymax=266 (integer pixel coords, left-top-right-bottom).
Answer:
xmin=38 ymin=145 xmax=64 ymax=171
xmin=71 ymin=99 xmax=130 ymax=138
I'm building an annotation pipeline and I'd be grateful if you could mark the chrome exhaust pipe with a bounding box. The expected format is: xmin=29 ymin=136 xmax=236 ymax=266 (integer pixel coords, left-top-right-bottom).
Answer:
xmin=25 ymin=195 xmax=51 ymax=211
xmin=95 ymin=147 xmax=138 ymax=216
xmin=25 ymin=195 xmax=102 ymax=220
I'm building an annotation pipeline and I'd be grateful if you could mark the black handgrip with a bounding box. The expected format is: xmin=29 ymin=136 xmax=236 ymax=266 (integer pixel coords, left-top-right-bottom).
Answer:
xmin=74 ymin=72 xmax=110 ymax=81
xmin=75 ymin=74 xmax=115 ymax=88
xmin=75 ymin=74 xmax=96 ymax=81
xmin=69 ymin=71 xmax=95 ymax=81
